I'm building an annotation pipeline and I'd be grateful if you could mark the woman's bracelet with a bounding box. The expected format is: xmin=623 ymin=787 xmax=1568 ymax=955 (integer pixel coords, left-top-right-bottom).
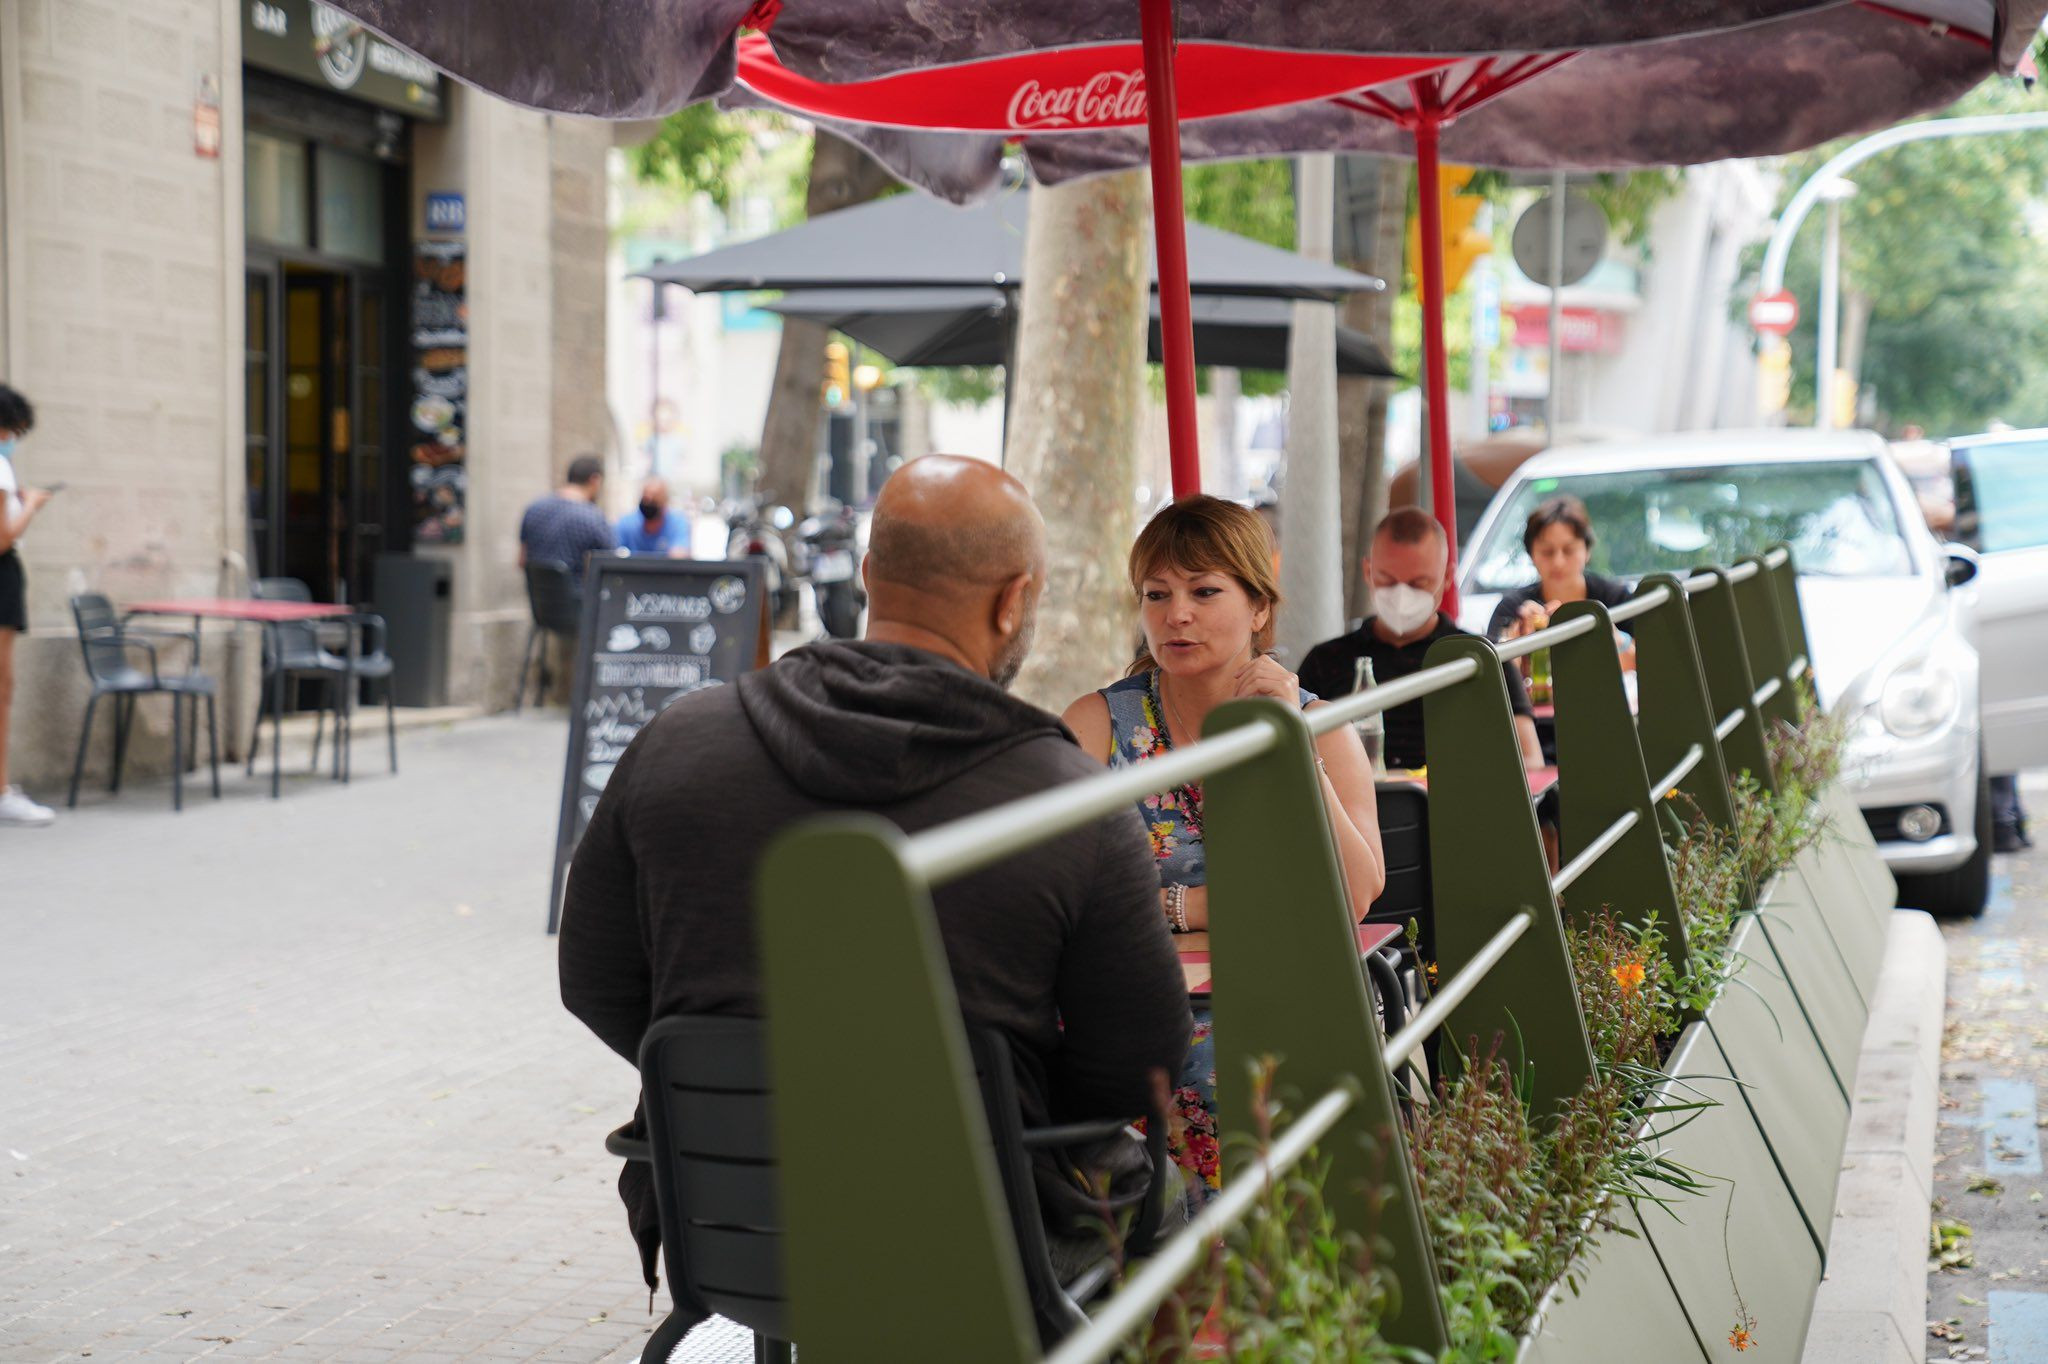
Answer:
xmin=1165 ymin=883 xmax=1191 ymax=933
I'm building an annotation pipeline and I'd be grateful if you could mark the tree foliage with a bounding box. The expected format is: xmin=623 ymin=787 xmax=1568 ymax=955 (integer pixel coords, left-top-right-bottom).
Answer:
xmin=1753 ymin=77 xmax=2048 ymax=434
xmin=623 ymin=105 xmax=757 ymax=209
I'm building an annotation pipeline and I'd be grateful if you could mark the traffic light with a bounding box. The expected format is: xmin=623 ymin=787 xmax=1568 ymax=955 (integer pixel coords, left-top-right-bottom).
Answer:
xmin=1756 ymin=338 xmax=1791 ymax=416
xmin=823 ymin=341 xmax=849 ymax=407
xmin=1407 ymin=164 xmax=1492 ymax=296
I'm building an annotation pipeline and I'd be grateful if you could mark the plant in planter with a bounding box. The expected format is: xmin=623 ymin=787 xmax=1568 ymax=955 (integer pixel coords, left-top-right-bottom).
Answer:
xmin=1144 ymin=1059 xmax=1418 ymax=1364
xmin=1143 ymin=705 xmax=1847 ymax=1363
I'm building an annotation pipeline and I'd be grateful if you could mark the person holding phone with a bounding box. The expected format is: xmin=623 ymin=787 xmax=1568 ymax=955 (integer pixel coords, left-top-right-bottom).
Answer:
xmin=0 ymin=383 xmax=55 ymax=826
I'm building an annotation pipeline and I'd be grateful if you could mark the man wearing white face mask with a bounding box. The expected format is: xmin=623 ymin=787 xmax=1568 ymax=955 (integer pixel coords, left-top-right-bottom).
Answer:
xmin=1300 ymin=507 xmax=1543 ymax=771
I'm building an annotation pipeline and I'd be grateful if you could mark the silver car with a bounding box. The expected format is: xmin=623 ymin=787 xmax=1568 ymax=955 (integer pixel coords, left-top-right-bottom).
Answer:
xmin=1456 ymin=429 xmax=1999 ymax=916
xmin=1947 ymin=430 xmax=2048 ymax=784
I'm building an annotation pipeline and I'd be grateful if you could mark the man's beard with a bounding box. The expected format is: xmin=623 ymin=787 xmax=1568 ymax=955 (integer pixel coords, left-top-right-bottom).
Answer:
xmin=990 ymin=605 xmax=1037 ymax=691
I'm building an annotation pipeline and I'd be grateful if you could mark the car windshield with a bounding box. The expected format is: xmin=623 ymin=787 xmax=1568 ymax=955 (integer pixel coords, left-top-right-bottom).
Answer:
xmin=1953 ymin=438 xmax=2048 ymax=553
xmin=1467 ymin=458 xmax=1914 ymax=592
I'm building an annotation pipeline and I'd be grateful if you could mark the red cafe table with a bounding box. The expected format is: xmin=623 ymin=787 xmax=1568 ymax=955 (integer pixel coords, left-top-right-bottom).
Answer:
xmin=1178 ymin=921 xmax=1404 ymax=996
xmin=125 ymin=597 xmax=356 ymax=799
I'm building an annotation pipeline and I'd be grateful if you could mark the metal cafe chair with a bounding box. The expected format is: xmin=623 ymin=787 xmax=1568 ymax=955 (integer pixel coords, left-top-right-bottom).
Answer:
xmin=309 ymin=609 xmax=400 ymax=782
xmin=605 ymin=1016 xmax=1172 ymax=1363
xmin=515 ymin=561 xmax=581 ymax=712
xmin=67 ymin=593 xmax=220 ymax=812
xmin=245 ymin=578 xmax=350 ymax=780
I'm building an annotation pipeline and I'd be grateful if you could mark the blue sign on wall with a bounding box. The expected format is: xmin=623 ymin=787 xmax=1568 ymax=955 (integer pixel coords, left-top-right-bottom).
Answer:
xmin=425 ymin=192 xmax=466 ymax=234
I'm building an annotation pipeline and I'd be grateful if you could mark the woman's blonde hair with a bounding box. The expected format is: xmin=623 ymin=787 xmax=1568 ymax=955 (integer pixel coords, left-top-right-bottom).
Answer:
xmin=1125 ymin=495 xmax=1283 ymax=676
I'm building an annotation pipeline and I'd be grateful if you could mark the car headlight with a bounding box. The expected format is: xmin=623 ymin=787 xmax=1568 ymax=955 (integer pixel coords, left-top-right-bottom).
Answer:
xmin=1878 ymin=662 xmax=1959 ymax=739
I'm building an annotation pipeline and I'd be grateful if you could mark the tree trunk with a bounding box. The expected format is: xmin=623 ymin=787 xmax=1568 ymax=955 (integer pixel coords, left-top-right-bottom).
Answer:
xmin=1007 ymin=172 xmax=1151 ymax=713
xmin=1280 ymin=155 xmax=1344 ymax=665
xmin=755 ymin=132 xmax=895 ymax=514
xmin=1338 ymin=157 xmax=1403 ymax=622
xmin=1210 ymin=366 xmax=1243 ymax=498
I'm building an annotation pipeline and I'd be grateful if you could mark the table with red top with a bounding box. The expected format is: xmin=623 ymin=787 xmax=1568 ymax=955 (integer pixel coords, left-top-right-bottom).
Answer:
xmin=126 ymin=598 xmax=355 ymax=799
xmin=1177 ymin=921 xmax=1403 ymax=996
xmin=1377 ymin=766 xmax=1559 ymax=801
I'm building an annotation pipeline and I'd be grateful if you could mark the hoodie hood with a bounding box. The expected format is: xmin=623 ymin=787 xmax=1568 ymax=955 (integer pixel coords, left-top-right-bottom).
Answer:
xmin=736 ymin=640 xmax=1072 ymax=804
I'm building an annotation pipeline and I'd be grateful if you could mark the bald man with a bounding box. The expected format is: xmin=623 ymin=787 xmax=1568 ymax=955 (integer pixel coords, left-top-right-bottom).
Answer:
xmin=561 ymin=455 xmax=1192 ymax=1311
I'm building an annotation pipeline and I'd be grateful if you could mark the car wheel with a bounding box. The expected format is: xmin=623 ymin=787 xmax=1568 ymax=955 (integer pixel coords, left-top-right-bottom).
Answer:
xmin=1895 ymin=755 xmax=1992 ymax=918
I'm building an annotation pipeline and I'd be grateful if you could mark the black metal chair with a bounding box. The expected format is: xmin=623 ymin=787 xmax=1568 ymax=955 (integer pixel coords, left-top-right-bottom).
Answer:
xmin=1365 ymin=781 xmax=1434 ymax=1086
xmin=68 ymin=594 xmax=219 ymax=812
xmin=311 ymin=610 xmax=399 ymax=782
xmin=516 ymin=561 xmax=581 ymax=712
xmin=244 ymin=578 xmax=348 ymax=780
xmin=606 ymin=1016 xmax=1171 ymax=1364
xmin=1365 ymin=780 xmax=1433 ymax=960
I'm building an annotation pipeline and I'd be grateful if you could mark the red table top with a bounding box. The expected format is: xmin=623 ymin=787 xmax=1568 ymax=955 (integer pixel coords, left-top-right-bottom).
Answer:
xmin=1179 ymin=921 xmax=1401 ymax=994
xmin=126 ymin=598 xmax=352 ymax=623
xmin=1378 ymin=766 xmax=1558 ymax=799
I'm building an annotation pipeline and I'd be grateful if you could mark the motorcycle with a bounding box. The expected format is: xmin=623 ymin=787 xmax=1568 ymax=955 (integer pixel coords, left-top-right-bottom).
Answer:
xmin=724 ymin=500 xmax=798 ymax=624
xmin=799 ymin=503 xmax=867 ymax=639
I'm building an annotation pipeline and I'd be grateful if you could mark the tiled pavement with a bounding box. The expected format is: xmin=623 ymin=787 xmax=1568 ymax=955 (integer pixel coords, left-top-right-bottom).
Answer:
xmin=2 ymin=714 xmax=676 ymax=1362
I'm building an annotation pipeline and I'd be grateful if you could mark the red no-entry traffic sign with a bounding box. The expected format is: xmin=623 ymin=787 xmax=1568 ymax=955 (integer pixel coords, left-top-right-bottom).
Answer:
xmin=1749 ymin=290 xmax=1800 ymax=337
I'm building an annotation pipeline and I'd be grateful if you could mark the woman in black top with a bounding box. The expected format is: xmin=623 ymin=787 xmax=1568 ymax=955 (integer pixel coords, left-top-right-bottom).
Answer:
xmin=1487 ymin=494 xmax=1633 ymax=643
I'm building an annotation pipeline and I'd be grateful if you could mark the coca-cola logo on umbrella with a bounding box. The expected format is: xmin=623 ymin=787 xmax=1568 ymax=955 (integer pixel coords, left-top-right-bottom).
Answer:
xmin=1007 ymin=71 xmax=1146 ymax=129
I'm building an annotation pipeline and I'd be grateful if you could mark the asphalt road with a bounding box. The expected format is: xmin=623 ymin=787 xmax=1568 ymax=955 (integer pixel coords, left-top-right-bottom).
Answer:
xmin=1927 ymin=775 xmax=2048 ymax=1364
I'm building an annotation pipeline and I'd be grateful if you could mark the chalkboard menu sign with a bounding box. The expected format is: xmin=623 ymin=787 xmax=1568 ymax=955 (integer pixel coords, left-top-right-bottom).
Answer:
xmin=547 ymin=557 xmax=771 ymax=932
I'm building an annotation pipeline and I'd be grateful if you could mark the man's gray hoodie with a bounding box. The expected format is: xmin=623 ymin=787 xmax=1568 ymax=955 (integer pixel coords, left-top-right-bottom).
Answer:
xmin=560 ymin=640 xmax=1192 ymax=1287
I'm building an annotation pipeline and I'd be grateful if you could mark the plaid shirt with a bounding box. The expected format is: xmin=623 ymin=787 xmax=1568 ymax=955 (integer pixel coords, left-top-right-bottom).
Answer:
xmin=519 ymin=495 xmax=616 ymax=586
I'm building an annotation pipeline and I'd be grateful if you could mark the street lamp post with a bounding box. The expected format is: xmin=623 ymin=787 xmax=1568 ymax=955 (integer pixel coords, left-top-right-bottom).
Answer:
xmin=1814 ymin=179 xmax=1855 ymax=431
xmin=1758 ymin=114 xmax=2048 ymax=426
xmin=648 ymin=259 xmax=668 ymax=476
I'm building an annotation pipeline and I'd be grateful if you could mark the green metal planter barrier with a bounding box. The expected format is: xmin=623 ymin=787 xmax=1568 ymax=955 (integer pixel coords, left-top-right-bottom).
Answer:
xmin=747 ymin=545 xmax=1890 ymax=1364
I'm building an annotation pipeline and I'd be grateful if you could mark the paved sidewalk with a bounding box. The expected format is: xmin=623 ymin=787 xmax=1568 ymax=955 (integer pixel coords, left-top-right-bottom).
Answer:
xmin=1928 ymin=810 xmax=2048 ymax=1364
xmin=2 ymin=714 xmax=666 ymax=1361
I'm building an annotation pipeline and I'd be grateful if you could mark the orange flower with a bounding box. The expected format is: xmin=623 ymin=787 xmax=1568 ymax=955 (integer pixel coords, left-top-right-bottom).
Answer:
xmin=1728 ymin=1314 xmax=1757 ymax=1352
xmin=1611 ymin=956 xmax=1647 ymax=997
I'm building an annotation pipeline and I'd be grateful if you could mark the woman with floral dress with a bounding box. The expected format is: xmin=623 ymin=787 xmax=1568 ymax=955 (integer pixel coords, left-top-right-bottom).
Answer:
xmin=1061 ymin=496 xmax=1385 ymax=1195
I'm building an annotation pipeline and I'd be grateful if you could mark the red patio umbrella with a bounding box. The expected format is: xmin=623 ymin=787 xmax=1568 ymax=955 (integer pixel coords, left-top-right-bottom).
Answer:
xmin=329 ymin=0 xmax=2045 ymax=599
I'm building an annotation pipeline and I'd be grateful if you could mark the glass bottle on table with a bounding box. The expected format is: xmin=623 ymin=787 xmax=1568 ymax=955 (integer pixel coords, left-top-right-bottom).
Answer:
xmin=1351 ymin=656 xmax=1387 ymax=777
xmin=1527 ymin=643 xmax=1554 ymax=706
xmin=1524 ymin=605 xmax=1554 ymax=706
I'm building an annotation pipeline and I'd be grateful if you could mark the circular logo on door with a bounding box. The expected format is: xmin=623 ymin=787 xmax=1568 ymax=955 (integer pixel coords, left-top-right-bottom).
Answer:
xmin=311 ymin=4 xmax=370 ymax=90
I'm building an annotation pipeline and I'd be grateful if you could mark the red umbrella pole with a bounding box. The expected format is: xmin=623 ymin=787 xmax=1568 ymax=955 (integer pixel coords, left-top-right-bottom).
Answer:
xmin=1413 ymin=115 xmax=1460 ymax=613
xmin=1140 ymin=0 xmax=1201 ymax=500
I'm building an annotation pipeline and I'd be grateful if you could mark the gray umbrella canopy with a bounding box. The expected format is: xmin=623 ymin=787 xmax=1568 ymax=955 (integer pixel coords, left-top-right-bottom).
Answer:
xmin=322 ymin=2 xmax=1851 ymax=121
xmin=760 ymin=287 xmax=1402 ymax=377
xmin=330 ymin=1 xmax=2044 ymax=203
xmin=636 ymin=190 xmax=1383 ymax=300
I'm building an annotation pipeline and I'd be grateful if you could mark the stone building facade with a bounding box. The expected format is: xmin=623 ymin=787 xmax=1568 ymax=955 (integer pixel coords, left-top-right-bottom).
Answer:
xmin=0 ymin=0 xmax=611 ymax=791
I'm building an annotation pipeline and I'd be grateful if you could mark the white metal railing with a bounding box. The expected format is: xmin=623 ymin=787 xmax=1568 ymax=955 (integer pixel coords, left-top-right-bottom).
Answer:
xmin=1650 ymin=744 xmax=1705 ymax=798
xmin=1554 ymin=811 xmax=1640 ymax=895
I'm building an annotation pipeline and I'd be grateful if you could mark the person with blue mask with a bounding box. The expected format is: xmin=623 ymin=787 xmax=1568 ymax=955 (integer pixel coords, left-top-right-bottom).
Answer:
xmin=0 ymin=383 xmax=56 ymax=826
xmin=614 ymin=477 xmax=686 ymax=557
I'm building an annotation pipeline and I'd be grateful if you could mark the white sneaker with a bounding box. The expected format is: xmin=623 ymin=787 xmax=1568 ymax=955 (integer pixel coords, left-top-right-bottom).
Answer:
xmin=0 ymin=785 xmax=55 ymax=826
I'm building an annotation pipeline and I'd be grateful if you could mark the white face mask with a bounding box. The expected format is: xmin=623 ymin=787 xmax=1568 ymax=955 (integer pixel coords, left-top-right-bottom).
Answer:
xmin=1372 ymin=583 xmax=1439 ymax=635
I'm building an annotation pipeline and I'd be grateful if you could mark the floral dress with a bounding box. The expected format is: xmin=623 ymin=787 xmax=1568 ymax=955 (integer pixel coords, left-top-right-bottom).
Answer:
xmin=1098 ymin=669 xmax=1316 ymax=1196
